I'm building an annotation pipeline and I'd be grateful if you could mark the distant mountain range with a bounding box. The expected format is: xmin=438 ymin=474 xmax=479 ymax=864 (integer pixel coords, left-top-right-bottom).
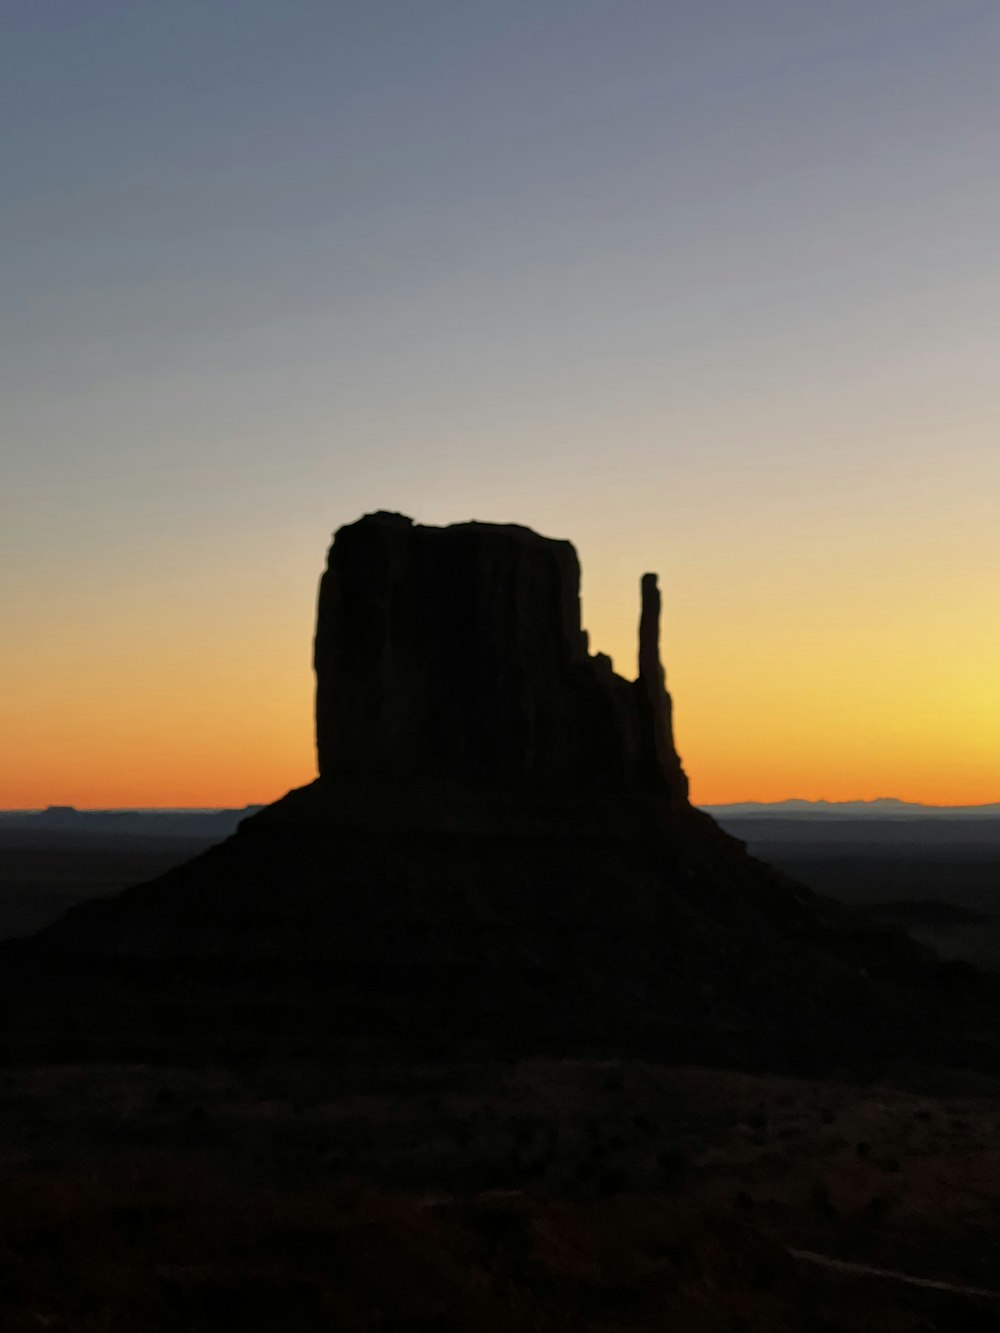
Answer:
xmin=0 ymin=806 xmax=264 ymax=837
xmin=1 ymin=799 xmax=998 ymax=836
xmin=702 ymin=798 xmax=1000 ymax=819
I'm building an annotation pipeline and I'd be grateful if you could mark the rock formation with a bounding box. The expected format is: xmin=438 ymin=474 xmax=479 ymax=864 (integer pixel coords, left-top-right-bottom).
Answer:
xmin=4 ymin=509 xmax=991 ymax=1074
xmin=314 ymin=511 xmax=688 ymax=805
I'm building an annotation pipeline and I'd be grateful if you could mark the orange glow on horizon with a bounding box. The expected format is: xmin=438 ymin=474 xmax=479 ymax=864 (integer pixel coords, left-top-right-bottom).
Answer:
xmin=2 ymin=604 xmax=997 ymax=810
xmin=2 ymin=513 xmax=997 ymax=811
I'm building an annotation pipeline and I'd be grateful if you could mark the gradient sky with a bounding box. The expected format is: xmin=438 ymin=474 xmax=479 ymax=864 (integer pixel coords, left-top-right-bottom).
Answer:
xmin=3 ymin=0 xmax=999 ymax=808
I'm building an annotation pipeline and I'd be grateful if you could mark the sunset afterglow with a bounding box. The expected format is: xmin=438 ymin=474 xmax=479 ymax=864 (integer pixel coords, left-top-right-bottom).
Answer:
xmin=3 ymin=2 xmax=998 ymax=808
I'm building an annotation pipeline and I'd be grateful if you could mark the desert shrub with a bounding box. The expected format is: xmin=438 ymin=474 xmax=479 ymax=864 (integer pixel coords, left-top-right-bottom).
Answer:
xmin=510 ymin=1117 xmax=538 ymax=1149
xmin=656 ymin=1148 xmax=689 ymax=1174
xmin=598 ymin=1167 xmax=628 ymax=1196
xmin=465 ymin=1204 xmax=531 ymax=1261
xmin=444 ymin=1118 xmax=473 ymax=1150
xmin=864 ymin=1194 xmax=890 ymax=1223
xmin=809 ymin=1183 xmax=836 ymax=1219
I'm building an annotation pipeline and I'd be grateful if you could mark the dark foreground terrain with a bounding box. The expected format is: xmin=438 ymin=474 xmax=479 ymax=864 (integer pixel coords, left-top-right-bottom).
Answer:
xmin=3 ymin=804 xmax=999 ymax=1328
xmin=2 ymin=808 xmax=997 ymax=1326
xmin=2 ymin=811 xmax=998 ymax=1329
xmin=3 ymin=1055 xmax=1000 ymax=1330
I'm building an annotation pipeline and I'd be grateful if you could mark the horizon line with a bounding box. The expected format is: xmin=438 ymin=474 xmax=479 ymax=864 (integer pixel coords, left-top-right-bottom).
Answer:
xmin=2 ymin=798 xmax=999 ymax=815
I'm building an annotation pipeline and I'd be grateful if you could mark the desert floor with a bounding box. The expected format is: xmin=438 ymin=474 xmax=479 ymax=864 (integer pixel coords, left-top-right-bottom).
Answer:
xmin=3 ymin=1055 xmax=999 ymax=1330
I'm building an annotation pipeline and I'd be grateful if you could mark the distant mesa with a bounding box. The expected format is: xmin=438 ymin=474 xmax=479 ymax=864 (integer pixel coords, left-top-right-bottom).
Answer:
xmin=38 ymin=805 xmax=80 ymax=823
xmin=707 ymin=799 xmax=1000 ymax=820
xmin=0 ymin=806 xmax=265 ymax=838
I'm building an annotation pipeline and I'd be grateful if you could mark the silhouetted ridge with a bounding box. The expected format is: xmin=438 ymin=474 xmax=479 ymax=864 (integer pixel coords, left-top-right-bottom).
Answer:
xmin=314 ymin=511 xmax=688 ymax=803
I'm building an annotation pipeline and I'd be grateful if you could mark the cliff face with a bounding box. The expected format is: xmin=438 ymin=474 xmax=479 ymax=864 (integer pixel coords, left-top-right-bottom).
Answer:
xmin=314 ymin=511 xmax=688 ymax=804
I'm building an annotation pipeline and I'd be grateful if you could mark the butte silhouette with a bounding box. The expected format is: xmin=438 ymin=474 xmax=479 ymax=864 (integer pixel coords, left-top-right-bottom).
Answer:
xmin=5 ymin=512 xmax=990 ymax=1070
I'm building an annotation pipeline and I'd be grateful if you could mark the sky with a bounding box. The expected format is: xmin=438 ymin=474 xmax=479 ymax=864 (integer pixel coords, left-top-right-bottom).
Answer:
xmin=3 ymin=0 xmax=999 ymax=808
